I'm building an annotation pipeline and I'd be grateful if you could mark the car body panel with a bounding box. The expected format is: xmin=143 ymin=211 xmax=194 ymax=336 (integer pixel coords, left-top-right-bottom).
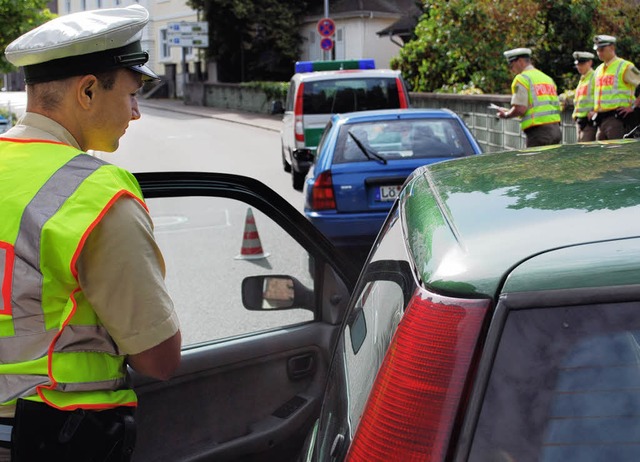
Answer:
xmin=304 ymin=108 xmax=482 ymax=252
xmin=401 ymin=140 xmax=640 ymax=297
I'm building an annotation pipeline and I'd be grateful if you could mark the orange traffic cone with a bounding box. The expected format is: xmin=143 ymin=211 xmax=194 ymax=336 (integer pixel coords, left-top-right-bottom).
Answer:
xmin=235 ymin=207 xmax=270 ymax=260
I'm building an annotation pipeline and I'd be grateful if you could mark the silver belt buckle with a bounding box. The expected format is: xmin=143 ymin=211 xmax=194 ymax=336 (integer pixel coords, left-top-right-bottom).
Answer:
xmin=0 ymin=423 xmax=12 ymax=442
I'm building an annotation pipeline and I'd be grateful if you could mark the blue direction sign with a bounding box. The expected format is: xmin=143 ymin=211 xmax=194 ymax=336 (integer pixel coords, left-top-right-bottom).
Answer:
xmin=320 ymin=38 xmax=334 ymax=51
xmin=317 ymin=18 xmax=336 ymax=37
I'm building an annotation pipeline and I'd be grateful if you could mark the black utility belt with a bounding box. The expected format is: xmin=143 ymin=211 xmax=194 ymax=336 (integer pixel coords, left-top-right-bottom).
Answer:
xmin=596 ymin=110 xmax=618 ymax=120
xmin=9 ymin=399 xmax=136 ymax=462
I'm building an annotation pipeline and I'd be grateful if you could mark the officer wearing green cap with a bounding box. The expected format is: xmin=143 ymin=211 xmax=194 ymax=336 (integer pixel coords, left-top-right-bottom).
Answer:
xmin=590 ymin=35 xmax=640 ymax=140
xmin=497 ymin=48 xmax=562 ymax=147
xmin=0 ymin=6 xmax=181 ymax=461
xmin=572 ymin=51 xmax=597 ymax=142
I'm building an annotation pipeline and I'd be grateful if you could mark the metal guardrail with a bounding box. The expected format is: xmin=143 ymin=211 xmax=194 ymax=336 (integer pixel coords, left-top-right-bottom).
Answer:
xmin=409 ymin=92 xmax=577 ymax=152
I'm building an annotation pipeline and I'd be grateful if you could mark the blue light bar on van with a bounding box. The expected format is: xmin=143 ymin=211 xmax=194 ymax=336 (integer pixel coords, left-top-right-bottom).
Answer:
xmin=295 ymin=59 xmax=376 ymax=73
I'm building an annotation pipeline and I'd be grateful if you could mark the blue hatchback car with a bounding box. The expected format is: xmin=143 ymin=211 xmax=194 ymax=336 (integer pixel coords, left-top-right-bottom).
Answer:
xmin=303 ymin=108 xmax=482 ymax=258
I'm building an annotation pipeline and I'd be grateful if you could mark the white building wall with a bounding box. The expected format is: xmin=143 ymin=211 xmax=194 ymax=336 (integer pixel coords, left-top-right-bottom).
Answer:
xmin=56 ymin=0 xmax=201 ymax=96
xmin=299 ymin=15 xmax=402 ymax=70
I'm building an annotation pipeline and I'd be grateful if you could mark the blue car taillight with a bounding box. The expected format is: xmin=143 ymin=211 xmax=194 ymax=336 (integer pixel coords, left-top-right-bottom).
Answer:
xmin=310 ymin=171 xmax=336 ymax=210
xmin=345 ymin=288 xmax=490 ymax=462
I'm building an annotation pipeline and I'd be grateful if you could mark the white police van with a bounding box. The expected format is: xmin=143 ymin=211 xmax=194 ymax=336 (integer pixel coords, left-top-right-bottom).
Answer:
xmin=274 ymin=59 xmax=411 ymax=190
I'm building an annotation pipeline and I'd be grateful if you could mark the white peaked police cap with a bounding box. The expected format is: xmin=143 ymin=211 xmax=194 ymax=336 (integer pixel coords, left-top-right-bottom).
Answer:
xmin=503 ymin=48 xmax=532 ymax=63
xmin=5 ymin=5 xmax=159 ymax=84
xmin=593 ymin=35 xmax=616 ymax=50
xmin=573 ymin=51 xmax=595 ymax=64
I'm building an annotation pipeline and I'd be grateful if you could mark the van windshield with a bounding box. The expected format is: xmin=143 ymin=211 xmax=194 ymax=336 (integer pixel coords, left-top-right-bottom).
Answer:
xmin=303 ymin=78 xmax=401 ymax=114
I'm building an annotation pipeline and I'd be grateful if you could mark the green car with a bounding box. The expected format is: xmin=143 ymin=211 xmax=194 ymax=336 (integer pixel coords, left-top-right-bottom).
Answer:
xmin=301 ymin=139 xmax=640 ymax=461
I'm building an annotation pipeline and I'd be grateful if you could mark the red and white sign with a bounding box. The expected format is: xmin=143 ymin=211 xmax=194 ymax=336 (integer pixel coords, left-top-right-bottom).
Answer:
xmin=317 ymin=18 xmax=336 ymax=37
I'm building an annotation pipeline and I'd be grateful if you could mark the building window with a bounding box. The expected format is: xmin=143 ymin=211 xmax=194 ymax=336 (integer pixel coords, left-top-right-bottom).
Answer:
xmin=159 ymin=29 xmax=170 ymax=60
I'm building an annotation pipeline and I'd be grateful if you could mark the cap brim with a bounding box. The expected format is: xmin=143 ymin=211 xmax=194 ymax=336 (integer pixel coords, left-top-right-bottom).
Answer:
xmin=130 ymin=63 xmax=159 ymax=81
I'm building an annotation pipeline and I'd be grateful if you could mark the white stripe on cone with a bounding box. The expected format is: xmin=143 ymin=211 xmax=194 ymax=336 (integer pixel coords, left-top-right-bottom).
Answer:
xmin=235 ymin=207 xmax=270 ymax=260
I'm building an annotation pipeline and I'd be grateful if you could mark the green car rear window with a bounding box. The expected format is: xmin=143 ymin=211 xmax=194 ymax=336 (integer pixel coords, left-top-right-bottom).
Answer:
xmin=469 ymin=300 xmax=640 ymax=461
xmin=303 ymin=78 xmax=400 ymax=114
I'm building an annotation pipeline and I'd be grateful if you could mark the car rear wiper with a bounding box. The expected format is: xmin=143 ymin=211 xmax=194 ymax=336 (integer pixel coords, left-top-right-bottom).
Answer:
xmin=348 ymin=131 xmax=387 ymax=165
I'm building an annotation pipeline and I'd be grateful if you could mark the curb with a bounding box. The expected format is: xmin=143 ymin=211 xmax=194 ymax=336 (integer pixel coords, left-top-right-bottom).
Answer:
xmin=139 ymin=100 xmax=282 ymax=133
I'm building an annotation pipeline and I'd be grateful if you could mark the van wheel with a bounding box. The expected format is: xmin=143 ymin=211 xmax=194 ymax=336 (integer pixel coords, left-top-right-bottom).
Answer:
xmin=292 ymin=169 xmax=305 ymax=191
xmin=282 ymin=147 xmax=292 ymax=173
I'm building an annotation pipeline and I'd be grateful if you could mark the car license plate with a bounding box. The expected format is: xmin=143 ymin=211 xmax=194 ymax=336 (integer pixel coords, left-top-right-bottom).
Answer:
xmin=377 ymin=185 xmax=402 ymax=202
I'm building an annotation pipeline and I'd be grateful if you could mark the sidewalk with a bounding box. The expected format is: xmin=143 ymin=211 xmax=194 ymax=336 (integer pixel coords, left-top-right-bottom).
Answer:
xmin=138 ymin=98 xmax=283 ymax=133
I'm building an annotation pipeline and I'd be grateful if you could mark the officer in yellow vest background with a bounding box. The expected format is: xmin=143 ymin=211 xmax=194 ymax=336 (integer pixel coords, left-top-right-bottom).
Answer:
xmin=496 ymin=48 xmax=562 ymax=147
xmin=572 ymin=51 xmax=597 ymax=142
xmin=590 ymin=34 xmax=640 ymax=140
xmin=0 ymin=6 xmax=181 ymax=461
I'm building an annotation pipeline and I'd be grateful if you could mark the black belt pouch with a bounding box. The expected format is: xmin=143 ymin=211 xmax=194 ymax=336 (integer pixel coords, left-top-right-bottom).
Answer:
xmin=11 ymin=399 xmax=136 ymax=462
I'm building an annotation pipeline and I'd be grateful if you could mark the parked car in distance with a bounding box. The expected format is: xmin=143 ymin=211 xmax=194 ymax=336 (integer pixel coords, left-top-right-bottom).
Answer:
xmin=303 ymin=108 xmax=482 ymax=263
xmin=295 ymin=139 xmax=640 ymax=461
xmin=273 ymin=59 xmax=411 ymax=190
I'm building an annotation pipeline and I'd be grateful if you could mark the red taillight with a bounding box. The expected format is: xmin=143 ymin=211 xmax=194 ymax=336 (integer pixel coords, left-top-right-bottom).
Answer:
xmin=294 ymin=82 xmax=305 ymax=142
xmin=310 ymin=171 xmax=336 ymax=210
xmin=345 ymin=289 xmax=489 ymax=462
xmin=396 ymin=77 xmax=409 ymax=108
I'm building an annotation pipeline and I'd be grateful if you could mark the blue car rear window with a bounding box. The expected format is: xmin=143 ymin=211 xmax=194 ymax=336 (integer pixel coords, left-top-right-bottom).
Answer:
xmin=333 ymin=118 xmax=476 ymax=163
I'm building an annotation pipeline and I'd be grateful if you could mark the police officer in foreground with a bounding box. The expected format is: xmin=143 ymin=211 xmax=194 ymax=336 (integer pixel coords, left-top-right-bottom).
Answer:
xmin=572 ymin=51 xmax=597 ymax=142
xmin=0 ymin=5 xmax=181 ymax=461
xmin=590 ymin=35 xmax=640 ymax=140
xmin=496 ymin=48 xmax=562 ymax=147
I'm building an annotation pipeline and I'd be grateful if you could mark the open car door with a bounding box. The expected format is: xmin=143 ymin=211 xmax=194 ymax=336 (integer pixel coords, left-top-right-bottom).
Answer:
xmin=129 ymin=172 xmax=358 ymax=462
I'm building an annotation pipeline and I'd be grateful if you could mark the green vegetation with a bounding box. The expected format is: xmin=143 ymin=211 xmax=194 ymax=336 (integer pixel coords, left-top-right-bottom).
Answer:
xmin=187 ymin=0 xmax=310 ymax=82
xmin=0 ymin=0 xmax=56 ymax=73
xmin=393 ymin=0 xmax=640 ymax=95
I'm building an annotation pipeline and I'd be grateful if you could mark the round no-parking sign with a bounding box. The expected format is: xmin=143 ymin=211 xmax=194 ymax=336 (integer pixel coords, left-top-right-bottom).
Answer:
xmin=317 ymin=18 xmax=335 ymax=37
xmin=320 ymin=38 xmax=334 ymax=51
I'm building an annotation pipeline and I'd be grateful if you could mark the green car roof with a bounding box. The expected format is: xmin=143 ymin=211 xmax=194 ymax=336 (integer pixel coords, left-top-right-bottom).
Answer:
xmin=401 ymin=140 xmax=640 ymax=298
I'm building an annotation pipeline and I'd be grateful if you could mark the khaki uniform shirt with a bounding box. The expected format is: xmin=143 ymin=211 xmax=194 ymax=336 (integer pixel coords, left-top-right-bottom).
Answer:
xmin=0 ymin=113 xmax=180 ymax=418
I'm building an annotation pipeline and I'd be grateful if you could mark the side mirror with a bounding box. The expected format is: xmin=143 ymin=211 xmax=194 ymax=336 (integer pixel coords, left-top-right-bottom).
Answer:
xmin=271 ymin=100 xmax=285 ymax=115
xmin=242 ymin=275 xmax=314 ymax=311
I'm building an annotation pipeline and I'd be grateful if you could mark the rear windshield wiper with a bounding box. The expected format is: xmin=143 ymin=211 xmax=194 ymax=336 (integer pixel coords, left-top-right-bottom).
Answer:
xmin=348 ymin=131 xmax=387 ymax=165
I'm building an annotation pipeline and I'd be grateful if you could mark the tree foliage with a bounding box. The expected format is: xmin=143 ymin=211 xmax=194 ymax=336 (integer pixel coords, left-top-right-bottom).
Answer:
xmin=0 ymin=0 xmax=55 ymax=73
xmin=187 ymin=0 xmax=310 ymax=82
xmin=393 ymin=0 xmax=640 ymax=95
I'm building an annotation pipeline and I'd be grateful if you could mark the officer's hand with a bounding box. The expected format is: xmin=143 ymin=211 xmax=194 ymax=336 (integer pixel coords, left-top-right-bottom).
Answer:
xmin=617 ymin=107 xmax=634 ymax=118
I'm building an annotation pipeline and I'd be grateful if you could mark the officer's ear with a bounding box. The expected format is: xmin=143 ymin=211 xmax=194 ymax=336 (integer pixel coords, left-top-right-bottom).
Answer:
xmin=77 ymin=75 xmax=97 ymax=109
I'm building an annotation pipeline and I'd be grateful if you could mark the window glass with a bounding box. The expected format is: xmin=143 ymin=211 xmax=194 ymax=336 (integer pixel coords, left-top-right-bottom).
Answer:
xmin=469 ymin=301 xmax=640 ymax=462
xmin=303 ymin=78 xmax=400 ymax=114
xmin=285 ymin=81 xmax=296 ymax=112
xmin=334 ymin=118 xmax=475 ymax=164
xmin=146 ymin=196 xmax=314 ymax=347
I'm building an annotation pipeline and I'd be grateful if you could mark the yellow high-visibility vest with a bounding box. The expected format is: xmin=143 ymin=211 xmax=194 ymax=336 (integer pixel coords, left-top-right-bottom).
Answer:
xmin=513 ymin=69 xmax=561 ymax=130
xmin=0 ymin=139 xmax=144 ymax=410
xmin=594 ymin=57 xmax=635 ymax=112
xmin=573 ymin=68 xmax=595 ymax=118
